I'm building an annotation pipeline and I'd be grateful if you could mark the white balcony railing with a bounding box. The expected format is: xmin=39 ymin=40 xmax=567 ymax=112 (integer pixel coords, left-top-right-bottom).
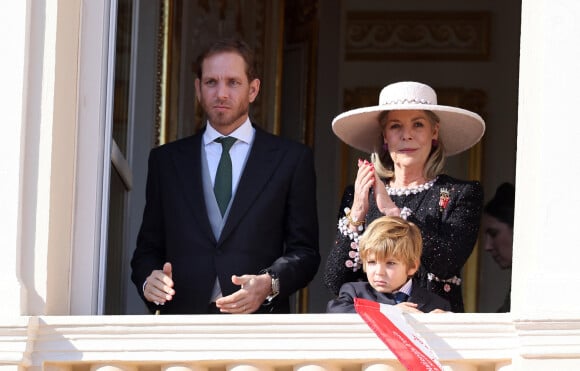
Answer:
xmin=2 ymin=313 xmax=580 ymax=370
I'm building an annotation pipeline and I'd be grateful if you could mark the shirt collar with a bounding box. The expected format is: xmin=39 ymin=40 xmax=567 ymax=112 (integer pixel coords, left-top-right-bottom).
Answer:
xmin=203 ymin=118 xmax=254 ymax=145
xmin=396 ymin=278 xmax=413 ymax=296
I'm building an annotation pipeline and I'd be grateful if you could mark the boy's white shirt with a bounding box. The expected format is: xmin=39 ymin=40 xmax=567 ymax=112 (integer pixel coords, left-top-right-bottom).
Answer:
xmin=395 ymin=278 xmax=413 ymax=296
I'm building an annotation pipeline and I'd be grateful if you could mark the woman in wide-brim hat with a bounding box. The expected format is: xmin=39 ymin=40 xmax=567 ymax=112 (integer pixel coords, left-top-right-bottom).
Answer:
xmin=324 ymin=81 xmax=485 ymax=313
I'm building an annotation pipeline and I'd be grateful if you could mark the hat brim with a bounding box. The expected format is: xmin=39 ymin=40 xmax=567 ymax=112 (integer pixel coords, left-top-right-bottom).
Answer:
xmin=332 ymin=104 xmax=485 ymax=156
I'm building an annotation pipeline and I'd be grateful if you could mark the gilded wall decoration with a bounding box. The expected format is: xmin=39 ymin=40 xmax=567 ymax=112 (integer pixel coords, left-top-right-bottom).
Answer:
xmin=345 ymin=12 xmax=490 ymax=60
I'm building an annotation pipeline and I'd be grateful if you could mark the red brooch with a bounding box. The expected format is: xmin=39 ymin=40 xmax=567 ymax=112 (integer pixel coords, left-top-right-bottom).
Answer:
xmin=439 ymin=188 xmax=450 ymax=212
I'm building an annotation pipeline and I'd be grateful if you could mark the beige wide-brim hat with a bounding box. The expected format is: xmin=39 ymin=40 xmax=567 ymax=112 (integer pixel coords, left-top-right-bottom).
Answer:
xmin=332 ymin=81 xmax=485 ymax=156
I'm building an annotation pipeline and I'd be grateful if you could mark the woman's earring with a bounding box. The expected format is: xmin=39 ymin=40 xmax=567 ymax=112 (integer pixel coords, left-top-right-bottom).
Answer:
xmin=382 ymin=142 xmax=389 ymax=152
xmin=431 ymin=139 xmax=439 ymax=149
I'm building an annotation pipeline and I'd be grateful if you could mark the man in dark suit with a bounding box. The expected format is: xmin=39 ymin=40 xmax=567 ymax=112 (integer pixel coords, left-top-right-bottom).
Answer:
xmin=131 ymin=38 xmax=320 ymax=314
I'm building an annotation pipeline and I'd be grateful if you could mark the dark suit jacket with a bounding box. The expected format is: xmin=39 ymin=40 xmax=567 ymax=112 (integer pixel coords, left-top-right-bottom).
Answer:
xmin=131 ymin=126 xmax=320 ymax=314
xmin=326 ymin=280 xmax=451 ymax=313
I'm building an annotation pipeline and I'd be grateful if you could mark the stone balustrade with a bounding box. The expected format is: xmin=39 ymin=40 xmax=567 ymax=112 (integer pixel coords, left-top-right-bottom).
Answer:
xmin=2 ymin=313 xmax=580 ymax=371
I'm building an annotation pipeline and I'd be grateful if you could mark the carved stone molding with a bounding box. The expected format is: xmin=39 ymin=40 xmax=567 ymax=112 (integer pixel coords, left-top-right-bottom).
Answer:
xmin=345 ymin=12 xmax=490 ymax=60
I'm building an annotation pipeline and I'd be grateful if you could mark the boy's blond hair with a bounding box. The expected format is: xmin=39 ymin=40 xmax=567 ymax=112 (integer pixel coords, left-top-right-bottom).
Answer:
xmin=359 ymin=216 xmax=422 ymax=270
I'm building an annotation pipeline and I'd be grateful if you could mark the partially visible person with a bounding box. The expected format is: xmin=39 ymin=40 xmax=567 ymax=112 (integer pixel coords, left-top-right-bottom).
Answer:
xmin=482 ymin=182 xmax=515 ymax=312
xmin=325 ymin=81 xmax=485 ymax=312
xmin=131 ymin=38 xmax=320 ymax=314
xmin=327 ymin=216 xmax=450 ymax=313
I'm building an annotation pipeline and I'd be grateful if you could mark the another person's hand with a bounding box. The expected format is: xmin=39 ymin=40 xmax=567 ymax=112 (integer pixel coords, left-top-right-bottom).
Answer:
xmin=374 ymin=172 xmax=399 ymax=216
xmin=144 ymin=262 xmax=175 ymax=305
xmin=396 ymin=302 xmax=422 ymax=313
xmin=395 ymin=302 xmax=450 ymax=314
xmin=429 ymin=308 xmax=450 ymax=313
xmin=215 ymin=273 xmax=272 ymax=314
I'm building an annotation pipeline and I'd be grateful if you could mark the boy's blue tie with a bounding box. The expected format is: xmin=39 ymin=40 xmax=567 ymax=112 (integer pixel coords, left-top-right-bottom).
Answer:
xmin=394 ymin=292 xmax=409 ymax=303
xmin=214 ymin=137 xmax=237 ymax=215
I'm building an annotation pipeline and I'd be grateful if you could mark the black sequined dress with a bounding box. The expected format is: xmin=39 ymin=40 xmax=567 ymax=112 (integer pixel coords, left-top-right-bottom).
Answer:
xmin=324 ymin=174 xmax=483 ymax=312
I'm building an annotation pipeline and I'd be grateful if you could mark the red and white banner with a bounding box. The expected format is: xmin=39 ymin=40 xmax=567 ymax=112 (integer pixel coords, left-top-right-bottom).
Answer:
xmin=355 ymin=298 xmax=443 ymax=371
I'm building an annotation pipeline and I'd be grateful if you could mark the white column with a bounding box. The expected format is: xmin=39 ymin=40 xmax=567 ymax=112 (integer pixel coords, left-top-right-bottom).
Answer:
xmin=0 ymin=0 xmax=83 ymax=317
xmin=515 ymin=0 xmax=580 ymax=369
xmin=12 ymin=0 xmax=82 ymax=316
xmin=515 ymin=0 xmax=580 ymax=319
xmin=0 ymin=2 xmax=27 ymax=317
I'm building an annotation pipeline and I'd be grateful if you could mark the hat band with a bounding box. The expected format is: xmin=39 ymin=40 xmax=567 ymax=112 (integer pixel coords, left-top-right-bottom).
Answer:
xmin=382 ymin=98 xmax=433 ymax=105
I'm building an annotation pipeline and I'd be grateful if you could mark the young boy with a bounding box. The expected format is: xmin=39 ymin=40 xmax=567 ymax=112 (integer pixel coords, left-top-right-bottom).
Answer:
xmin=327 ymin=216 xmax=451 ymax=313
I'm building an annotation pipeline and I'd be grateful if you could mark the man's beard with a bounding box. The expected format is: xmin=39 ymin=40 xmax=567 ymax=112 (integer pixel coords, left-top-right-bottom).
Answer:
xmin=205 ymin=103 xmax=248 ymax=128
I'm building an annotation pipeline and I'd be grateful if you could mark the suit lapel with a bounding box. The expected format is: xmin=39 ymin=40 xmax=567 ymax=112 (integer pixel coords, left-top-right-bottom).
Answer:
xmin=409 ymin=287 xmax=429 ymax=311
xmin=218 ymin=128 xmax=281 ymax=243
xmin=171 ymin=134 xmax=217 ymax=244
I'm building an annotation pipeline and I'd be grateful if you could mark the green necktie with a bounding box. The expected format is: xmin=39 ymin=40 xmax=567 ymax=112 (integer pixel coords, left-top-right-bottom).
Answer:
xmin=214 ymin=137 xmax=237 ymax=215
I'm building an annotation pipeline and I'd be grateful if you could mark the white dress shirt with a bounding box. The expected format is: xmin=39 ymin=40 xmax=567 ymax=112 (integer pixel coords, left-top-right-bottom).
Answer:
xmin=203 ymin=119 xmax=255 ymax=194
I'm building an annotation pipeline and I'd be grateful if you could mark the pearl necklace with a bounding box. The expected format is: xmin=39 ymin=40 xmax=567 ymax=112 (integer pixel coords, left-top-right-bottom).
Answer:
xmin=386 ymin=177 xmax=437 ymax=196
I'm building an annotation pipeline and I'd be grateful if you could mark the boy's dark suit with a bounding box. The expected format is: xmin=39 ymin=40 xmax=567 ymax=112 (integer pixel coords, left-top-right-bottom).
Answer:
xmin=131 ymin=125 xmax=320 ymax=314
xmin=326 ymin=280 xmax=451 ymax=313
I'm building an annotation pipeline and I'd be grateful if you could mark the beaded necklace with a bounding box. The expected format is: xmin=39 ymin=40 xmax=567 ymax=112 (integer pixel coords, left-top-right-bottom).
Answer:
xmin=386 ymin=177 xmax=437 ymax=196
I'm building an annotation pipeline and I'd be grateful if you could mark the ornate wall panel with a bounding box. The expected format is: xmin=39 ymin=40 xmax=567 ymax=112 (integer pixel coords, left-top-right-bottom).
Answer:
xmin=345 ymin=12 xmax=490 ymax=60
xmin=156 ymin=0 xmax=283 ymax=144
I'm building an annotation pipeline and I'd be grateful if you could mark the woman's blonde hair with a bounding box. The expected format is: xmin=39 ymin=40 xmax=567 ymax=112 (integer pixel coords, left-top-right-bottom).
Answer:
xmin=358 ymin=216 xmax=422 ymax=270
xmin=371 ymin=110 xmax=445 ymax=180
